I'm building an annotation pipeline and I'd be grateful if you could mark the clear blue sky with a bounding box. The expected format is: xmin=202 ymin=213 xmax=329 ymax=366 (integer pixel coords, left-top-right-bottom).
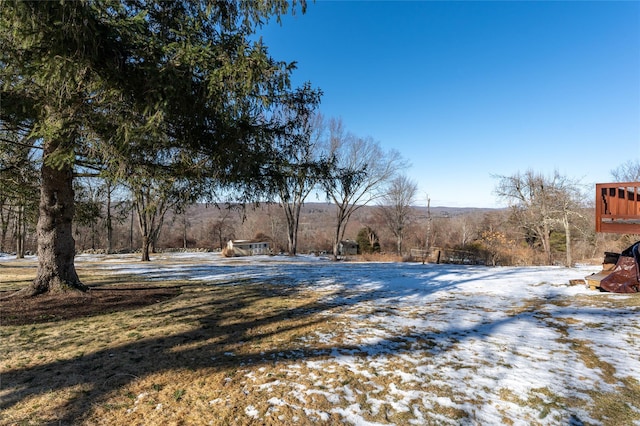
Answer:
xmin=258 ymin=0 xmax=640 ymax=208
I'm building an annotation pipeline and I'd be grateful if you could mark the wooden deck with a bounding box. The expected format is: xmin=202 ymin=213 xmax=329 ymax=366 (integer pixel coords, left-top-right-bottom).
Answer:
xmin=596 ymin=182 xmax=640 ymax=234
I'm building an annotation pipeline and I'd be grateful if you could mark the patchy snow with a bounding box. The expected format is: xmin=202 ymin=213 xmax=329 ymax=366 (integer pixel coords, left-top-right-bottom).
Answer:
xmin=12 ymin=252 xmax=640 ymax=424
xmin=244 ymin=405 xmax=259 ymax=418
xmin=88 ymin=253 xmax=640 ymax=423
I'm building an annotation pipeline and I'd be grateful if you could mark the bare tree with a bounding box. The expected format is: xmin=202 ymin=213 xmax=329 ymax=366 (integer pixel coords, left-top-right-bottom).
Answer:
xmin=376 ymin=175 xmax=418 ymax=255
xmin=128 ymin=173 xmax=196 ymax=261
xmin=270 ymin=85 xmax=325 ymax=255
xmin=264 ymin=203 xmax=288 ymax=253
xmin=0 ymin=128 xmax=39 ymax=258
xmin=611 ymin=160 xmax=640 ymax=182
xmin=73 ymin=178 xmax=104 ymax=251
xmin=0 ymin=194 xmax=10 ymax=253
xmin=322 ymin=119 xmax=405 ymax=258
xmin=551 ymin=176 xmax=586 ymax=266
xmin=209 ymin=206 xmax=237 ymax=250
xmin=496 ymin=170 xmax=553 ymax=264
xmin=495 ymin=169 xmax=584 ymax=266
xmin=446 ymin=214 xmax=477 ymax=248
xmin=101 ymin=181 xmax=129 ymax=254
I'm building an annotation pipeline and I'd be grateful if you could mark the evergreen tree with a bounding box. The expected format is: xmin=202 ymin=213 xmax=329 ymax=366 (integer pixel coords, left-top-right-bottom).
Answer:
xmin=356 ymin=226 xmax=380 ymax=254
xmin=0 ymin=0 xmax=306 ymax=295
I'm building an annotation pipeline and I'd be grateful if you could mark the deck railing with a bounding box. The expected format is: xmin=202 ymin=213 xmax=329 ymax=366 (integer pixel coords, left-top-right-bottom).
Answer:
xmin=596 ymin=182 xmax=640 ymax=234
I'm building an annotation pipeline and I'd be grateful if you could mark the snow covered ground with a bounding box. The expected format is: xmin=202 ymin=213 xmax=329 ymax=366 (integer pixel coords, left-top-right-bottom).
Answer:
xmin=8 ymin=252 xmax=640 ymax=424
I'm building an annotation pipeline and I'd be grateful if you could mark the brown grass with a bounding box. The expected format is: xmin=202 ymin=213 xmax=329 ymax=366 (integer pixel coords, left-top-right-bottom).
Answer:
xmin=354 ymin=253 xmax=403 ymax=262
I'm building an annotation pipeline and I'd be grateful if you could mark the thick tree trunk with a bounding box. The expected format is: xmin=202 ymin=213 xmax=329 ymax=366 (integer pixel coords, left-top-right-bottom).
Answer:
xmin=129 ymin=205 xmax=134 ymax=252
xmin=333 ymin=221 xmax=349 ymax=259
xmin=106 ymin=187 xmax=113 ymax=253
xmin=0 ymin=198 xmax=8 ymax=252
xmin=182 ymin=215 xmax=188 ymax=249
xmin=27 ymin=157 xmax=86 ymax=295
xmin=15 ymin=205 xmax=24 ymax=259
xmin=283 ymin=202 xmax=300 ymax=256
xmin=396 ymin=235 xmax=402 ymax=256
xmin=563 ymin=215 xmax=572 ymax=267
xmin=333 ymin=206 xmax=351 ymax=259
xmin=332 ymin=225 xmax=341 ymax=259
xmin=141 ymin=235 xmax=151 ymax=261
xmin=287 ymin=228 xmax=296 ymax=256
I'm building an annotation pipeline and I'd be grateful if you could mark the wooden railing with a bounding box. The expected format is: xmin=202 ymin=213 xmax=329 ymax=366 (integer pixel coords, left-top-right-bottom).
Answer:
xmin=596 ymin=182 xmax=640 ymax=234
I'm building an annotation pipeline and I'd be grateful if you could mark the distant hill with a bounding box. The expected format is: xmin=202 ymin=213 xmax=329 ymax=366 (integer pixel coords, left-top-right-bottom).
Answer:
xmin=413 ymin=205 xmax=500 ymax=218
xmin=73 ymin=200 xmax=504 ymax=254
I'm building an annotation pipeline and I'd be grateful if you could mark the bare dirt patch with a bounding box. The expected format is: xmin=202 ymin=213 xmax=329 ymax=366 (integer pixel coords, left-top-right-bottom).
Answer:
xmin=0 ymin=286 xmax=181 ymax=326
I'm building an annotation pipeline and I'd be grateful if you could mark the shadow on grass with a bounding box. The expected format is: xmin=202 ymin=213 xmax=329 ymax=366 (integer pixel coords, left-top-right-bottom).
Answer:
xmin=0 ymin=262 xmax=625 ymax=425
xmin=0 ymin=287 xmax=182 ymax=326
xmin=1 ymin=282 xmax=341 ymax=424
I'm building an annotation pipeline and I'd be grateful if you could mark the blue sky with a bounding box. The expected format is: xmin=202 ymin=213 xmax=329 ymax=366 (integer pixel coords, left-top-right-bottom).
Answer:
xmin=258 ymin=1 xmax=640 ymax=208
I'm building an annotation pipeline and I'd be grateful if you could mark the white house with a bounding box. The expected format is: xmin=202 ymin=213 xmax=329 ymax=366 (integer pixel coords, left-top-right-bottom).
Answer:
xmin=224 ymin=240 xmax=270 ymax=256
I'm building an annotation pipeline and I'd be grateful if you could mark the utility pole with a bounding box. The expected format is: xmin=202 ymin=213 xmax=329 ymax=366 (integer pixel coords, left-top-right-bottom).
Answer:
xmin=423 ymin=195 xmax=432 ymax=265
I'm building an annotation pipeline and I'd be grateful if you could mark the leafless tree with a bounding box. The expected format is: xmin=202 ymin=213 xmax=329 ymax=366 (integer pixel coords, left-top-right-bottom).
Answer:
xmin=129 ymin=174 xmax=195 ymax=261
xmin=611 ymin=160 xmax=640 ymax=182
xmin=376 ymin=175 xmax=418 ymax=255
xmin=551 ymin=177 xmax=586 ymax=266
xmin=73 ymin=178 xmax=103 ymax=251
xmin=322 ymin=118 xmax=406 ymax=258
xmin=209 ymin=207 xmax=236 ymax=250
xmin=446 ymin=213 xmax=480 ymax=248
xmin=0 ymin=129 xmax=39 ymax=258
xmin=495 ymin=169 xmax=584 ymax=266
xmin=263 ymin=203 xmax=287 ymax=253
xmin=271 ymin=86 xmax=325 ymax=255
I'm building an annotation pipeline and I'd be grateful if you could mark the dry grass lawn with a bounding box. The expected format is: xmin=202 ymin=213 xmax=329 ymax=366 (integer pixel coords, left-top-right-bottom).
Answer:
xmin=1 ymin=256 xmax=639 ymax=425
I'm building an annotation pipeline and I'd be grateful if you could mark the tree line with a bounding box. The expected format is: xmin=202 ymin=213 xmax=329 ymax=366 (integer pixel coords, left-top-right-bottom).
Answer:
xmin=3 ymin=161 xmax=639 ymax=267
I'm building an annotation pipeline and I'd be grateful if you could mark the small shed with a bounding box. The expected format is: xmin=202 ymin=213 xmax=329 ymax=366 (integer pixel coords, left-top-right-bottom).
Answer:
xmin=225 ymin=240 xmax=270 ymax=257
xmin=338 ymin=240 xmax=359 ymax=256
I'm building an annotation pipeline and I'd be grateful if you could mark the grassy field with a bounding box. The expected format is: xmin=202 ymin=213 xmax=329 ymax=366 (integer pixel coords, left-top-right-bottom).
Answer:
xmin=1 ymin=255 xmax=639 ymax=425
